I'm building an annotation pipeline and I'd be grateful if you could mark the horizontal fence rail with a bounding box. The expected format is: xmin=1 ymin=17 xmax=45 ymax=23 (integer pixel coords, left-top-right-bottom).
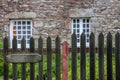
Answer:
xmin=3 ymin=32 xmax=120 ymax=80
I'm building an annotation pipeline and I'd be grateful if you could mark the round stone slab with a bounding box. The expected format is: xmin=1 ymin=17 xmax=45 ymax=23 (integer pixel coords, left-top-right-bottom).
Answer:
xmin=6 ymin=53 xmax=41 ymax=63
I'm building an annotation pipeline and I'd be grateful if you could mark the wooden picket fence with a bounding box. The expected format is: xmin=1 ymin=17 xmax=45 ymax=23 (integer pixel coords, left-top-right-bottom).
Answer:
xmin=3 ymin=32 xmax=120 ymax=80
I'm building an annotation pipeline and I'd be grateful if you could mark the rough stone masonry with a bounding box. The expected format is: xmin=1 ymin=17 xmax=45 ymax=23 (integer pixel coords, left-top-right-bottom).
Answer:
xmin=0 ymin=0 xmax=120 ymax=48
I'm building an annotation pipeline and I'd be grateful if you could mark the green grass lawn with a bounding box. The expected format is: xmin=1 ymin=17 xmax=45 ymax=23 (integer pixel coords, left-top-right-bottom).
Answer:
xmin=0 ymin=53 xmax=116 ymax=80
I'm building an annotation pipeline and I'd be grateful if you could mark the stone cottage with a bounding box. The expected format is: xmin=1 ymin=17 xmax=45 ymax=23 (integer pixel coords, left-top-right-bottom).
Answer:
xmin=0 ymin=0 xmax=119 ymax=48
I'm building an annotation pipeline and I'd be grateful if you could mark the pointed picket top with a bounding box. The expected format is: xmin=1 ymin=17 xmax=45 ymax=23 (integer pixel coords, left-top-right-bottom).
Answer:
xmin=4 ymin=37 xmax=8 ymax=51
xmin=107 ymin=32 xmax=112 ymax=39
xmin=62 ymin=41 xmax=69 ymax=46
xmin=30 ymin=37 xmax=35 ymax=53
xmin=90 ymin=32 xmax=94 ymax=38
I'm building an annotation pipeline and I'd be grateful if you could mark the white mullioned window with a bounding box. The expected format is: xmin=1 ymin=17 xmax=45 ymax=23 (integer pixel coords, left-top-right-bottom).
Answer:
xmin=10 ymin=20 xmax=32 ymax=48
xmin=71 ymin=18 xmax=90 ymax=47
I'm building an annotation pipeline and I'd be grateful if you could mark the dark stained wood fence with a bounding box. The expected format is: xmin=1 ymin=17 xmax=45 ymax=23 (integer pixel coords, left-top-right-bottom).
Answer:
xmin=3 ymin=32 xmax=120 ymax=80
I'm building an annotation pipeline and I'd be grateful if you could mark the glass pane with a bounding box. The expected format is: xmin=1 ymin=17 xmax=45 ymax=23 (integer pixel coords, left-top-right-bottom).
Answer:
xmin=83 ymin=29 xmax=85 ymax=32
xmin=83 ymin=24 xmax=86 ymax=28
xmin=73 ymin=29 xmax=76 ymax=33
xmin=27 ymin=35 xmax=31 ymax=39
xmin=87 ymin=19 xmax=89 ymax=23
xmin=27 ymin=26 xmax=31 ymax=29
xmin=27 ymin=21 xmax=31 ymax=25
xmin=22 ymin=26 xmax=26 ymax=29
xmin=77 ymin=39 xmax=80 ymax=43
xmin=18 ymin=26 xmax=21 ymax=30
xmin=18 ymin=36 xmax=21 ymax=39
xmin=23 ymin=35 xmax=26 ymax=39
xmin=18 ymin=21 xmax=21 ymax=25
xmin=73 ymin=19 xmax=76 ymax=23
xmin=77 ymin=24 xmax=79 ymax=28
xmin=77 ymin=34 xmax=80 ymax=37
xmin=83 ymin=19 xmax=86 ymax=23
xmin=87 ymin=34 xmax=89 ymax=37
xmin=22 ymin=21 xmax=26 ymax=25
xmin=18 ymin=31 xmax=21 ymax=34
xmin=87 ymin=29 xmax=89 ymax=32
xmin=87 ymin=24 xmax=89 ymax=28
xmin=77 ymin=19 xmax=79 ymax=23
xmin=27 ymin=31 xmax=31 ymax=34
xmin=23 ymin=31 xmax=26 ymax=34
xmin=27 ymin=40 xmax=30 ymax=44
xmin=18 ymin=40 xmax=21 ymax=44
xmin=73 ymin=24 xmax=76 ymax=28
xmin=87 ymin=39 xmax=89 ymax=43
xmin=77 ymin=29 xmax=79 ymax=33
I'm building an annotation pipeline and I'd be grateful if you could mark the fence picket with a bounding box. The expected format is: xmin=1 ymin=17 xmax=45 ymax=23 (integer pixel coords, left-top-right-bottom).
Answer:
xmin=115 ymin=32 xmax=120 ymax=80
xmin=80 ymin=33 xmax=86 ymax=80
xmin=3 ymin=37 xmax=9 ymax=80
xmin=55 ymin=36 xmax=61 ymax=80
xmin=12 ymin=37 xmax=18 ymax=80
xmin=38 ymin=36 xmax=43 ymax=80
xmin=47 ymin=36 xmax=52 ymax=80
xmin=30 ymin=37 xmax=35 ymax=80
xmin=90 ymin=32 xmax=95 ymax=80
xmin=98 ymin=33 xmax=104 ymax=80
xmin=21 ymin=37 xmax=26 ymax=80
xmin=107 ymin=32 xmax=113 ymax=80
xmin=72 ymin=33 xmax=77 ymax=80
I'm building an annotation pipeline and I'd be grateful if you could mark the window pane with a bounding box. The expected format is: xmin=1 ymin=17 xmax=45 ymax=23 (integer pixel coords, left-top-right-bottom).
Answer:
xmin=73 ymin=29 xmax=76 ymax=33
xmin=27 ymin=40 xmax=30 ymax=44
xmin=87 ymin=29 xmax=89 ymax=32
xmin=27 ymin=31 xmax=31 ymax=34
xmin=87 ymin=24 xmax=89 ymax=28
xmin=83 ymin=24 xmax=85 ymax=28
xmin=83 ymin=29 xmax=85 ymax=32
xmin=22 ymin=26 xmax=26 ymax=29
xmin=27 ymin=35 xmax=31 ymax=39
xmin=73 ymin=19 xmax=76 ymax=23
xmin=83 ymin=19 xmax=86 ymax=23
xmin=18 ymin=26 xmax=21 ymax=30
xmin=27 ymin=21 xmax=31 ymax=25
xmin=77 ymin=24 xmax=79 ymax=28
xmin=77 ymin=39 xmax=80 ymax=43
xmin=73 ymin=24 xmax=76 ymax=28
xmin=87 ymin=19 xmax=89 ymax=23
xmin=18 ymin=36 xmax=21 ymax=39
xmin=18 ymin=31 xmax=21 ymax=34
xmin=18 ymin=40 xmax=21 ymax=44
xmin=22 ymin=21 xmax=26 ymax=25
xmin=23 ymin=31 xmax=26 ymax=34
xmin=27 ymin=26 xmax=31 ymax=29
xmin=77 ymin=29 xmax=79 ymax=33
xmin=77 ymin=19 xmax=79 ymax=23
xmin=18 ymin=21 xmax=21 ymax=25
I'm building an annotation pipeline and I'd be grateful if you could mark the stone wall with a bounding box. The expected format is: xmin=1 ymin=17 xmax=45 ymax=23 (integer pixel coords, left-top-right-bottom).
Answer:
xmin=0 ymin=0 xmax=120 ymax=47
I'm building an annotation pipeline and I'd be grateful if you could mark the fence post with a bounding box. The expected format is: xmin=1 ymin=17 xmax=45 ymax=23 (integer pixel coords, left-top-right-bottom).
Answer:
xmin=21 ymin=37 xmax=26 ymax=80
xmin=38 ymin=36 xmax=43 ymax=80
xmin=3 ymin=37 xmax=9 ymax=80
xmin=47 ymin=36 xmax=52 ymax=80
xmin=98 ymin=33 xmax=104 ymax=80
xmin=62 ymin=41 xmax=69 ymax=80
xmin=30 ymin=37 xmax=35 ymax=80
xmin=12 ymin=37 xmax=18 ymax=80
xmin=115 ymin=32 xmax=120 ymax=80
xmin=55 ymin=36 xmax=61 ymax=80
xmin=71 ymin=33 xmax=77 ymax=80
xmin=107 ymin=32 xmax=113 ymax=80
xmin=80 ymin=33 xmax=86 ymax=80
xmin=90 ymin=32 xmax=95 ymax=80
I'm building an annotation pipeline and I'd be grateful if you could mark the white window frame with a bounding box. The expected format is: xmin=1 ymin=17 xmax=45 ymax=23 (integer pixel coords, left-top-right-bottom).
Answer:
xmin=71 ymin=18 xmax=90 ymax=47
xmin=10 ymin=20 xmax=32 ymax=48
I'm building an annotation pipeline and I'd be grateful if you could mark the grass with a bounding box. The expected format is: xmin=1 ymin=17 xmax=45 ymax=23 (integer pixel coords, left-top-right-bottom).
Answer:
xmin=0 ymin=53 xmax=116 ymax=80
